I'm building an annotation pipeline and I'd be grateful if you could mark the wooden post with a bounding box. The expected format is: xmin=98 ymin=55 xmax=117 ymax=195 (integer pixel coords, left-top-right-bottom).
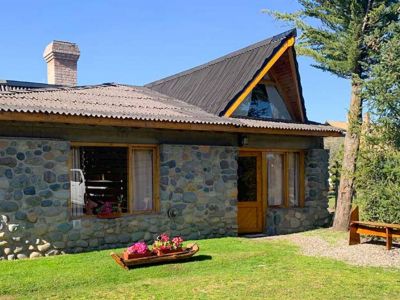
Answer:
xmin=386 ymin=227 xmax=392 ymax=250
xmin=349 ymin=206 xmax=360 ymax=245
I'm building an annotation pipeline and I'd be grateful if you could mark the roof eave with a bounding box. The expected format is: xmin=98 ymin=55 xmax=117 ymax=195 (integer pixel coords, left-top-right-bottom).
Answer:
xmin=0 ymin=111 xmax=343 ymax=137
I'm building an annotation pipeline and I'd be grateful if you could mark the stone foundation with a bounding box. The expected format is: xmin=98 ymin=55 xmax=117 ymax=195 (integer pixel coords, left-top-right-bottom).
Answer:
xmin=0 ymin=138 xmax=238 ymax=260
xmin=266 ymin=149 xmax=330 ymax=235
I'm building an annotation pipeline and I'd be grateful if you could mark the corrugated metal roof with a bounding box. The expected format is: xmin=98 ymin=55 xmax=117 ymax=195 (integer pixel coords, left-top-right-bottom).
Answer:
xmin=145 ymin=29 xmax=306 ymax=118
xmin=0 ymin=83 xmax=342 ymax=135
xmin=237 ymin=118 xmax=342 ymax=133
xmin=0 ymin=83 xmax=236 ymax=125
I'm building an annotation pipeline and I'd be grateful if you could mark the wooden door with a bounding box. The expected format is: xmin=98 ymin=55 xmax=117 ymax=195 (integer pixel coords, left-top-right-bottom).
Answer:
xmin=237 ymin=151 xmax=263 ymax=234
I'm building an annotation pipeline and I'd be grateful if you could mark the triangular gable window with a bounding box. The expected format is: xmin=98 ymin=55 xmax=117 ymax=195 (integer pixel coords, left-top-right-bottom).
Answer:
xmin=232 ymin=83 xmax=292 ymax=120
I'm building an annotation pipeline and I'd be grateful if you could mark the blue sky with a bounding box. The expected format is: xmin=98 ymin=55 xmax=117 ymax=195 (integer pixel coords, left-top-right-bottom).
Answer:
xmin=0 ymin=0 xmax=349 ymax=122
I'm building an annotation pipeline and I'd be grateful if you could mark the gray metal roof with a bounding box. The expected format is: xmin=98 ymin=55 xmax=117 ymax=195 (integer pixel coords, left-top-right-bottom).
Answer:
xmin=0 ymin=83 xmax=235 ymax=125
xmin=236 ymin=118 xmax=342 ymax=133
xmin=0 ymin=83 xmax=342 ymax=135
xmin=145 ymin=29 xmax=305 ymax=118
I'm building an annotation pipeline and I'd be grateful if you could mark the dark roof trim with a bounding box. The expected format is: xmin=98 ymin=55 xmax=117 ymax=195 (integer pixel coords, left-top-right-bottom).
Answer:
xmin=0 ymin=80 xmax=59 ymax=89
xmin=146 ymin=29 xmax=297 ymax=88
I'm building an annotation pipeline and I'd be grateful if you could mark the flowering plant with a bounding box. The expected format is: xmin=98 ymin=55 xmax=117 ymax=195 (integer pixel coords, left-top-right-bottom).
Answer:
xmin=98 ymin=201 xmax=113 ymax=214
xmin=153 ymin=233 xmax=172 ymax=251
xmin=152 ymin=233 xmax=184 ymax=252
xmin=126 ymin=241 xmax=149 ymax=255
xmin=172 ymin=236 xmax=184 ymax=249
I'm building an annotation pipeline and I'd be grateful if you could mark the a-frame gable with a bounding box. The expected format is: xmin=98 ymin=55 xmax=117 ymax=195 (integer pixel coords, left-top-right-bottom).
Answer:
xmin=146 ymin=29 xmax=307 ymax=122
xmin=224 ymin=38 xmax=306 ymax=122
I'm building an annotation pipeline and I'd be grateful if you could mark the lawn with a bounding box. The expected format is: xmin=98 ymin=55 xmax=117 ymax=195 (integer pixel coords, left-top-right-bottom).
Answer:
xmin=1 ymin=236 xmax=399 ymax=300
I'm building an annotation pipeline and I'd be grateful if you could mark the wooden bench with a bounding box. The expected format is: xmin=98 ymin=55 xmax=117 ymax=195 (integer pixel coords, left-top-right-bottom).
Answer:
xmin=349 ymin=206 xmax=400 ymax=250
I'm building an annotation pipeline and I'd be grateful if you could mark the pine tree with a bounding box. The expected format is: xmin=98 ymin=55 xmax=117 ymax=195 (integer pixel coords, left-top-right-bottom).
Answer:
xmin=265 ymin=0 xmax=400 ymax=230
xmin=364 ymin=22 xmax=400 ymax=146
xmin=354 ymin=21 xmax=400 ymax=224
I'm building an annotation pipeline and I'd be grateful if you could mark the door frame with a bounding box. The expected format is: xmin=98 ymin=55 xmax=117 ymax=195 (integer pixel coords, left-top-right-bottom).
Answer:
xmin=237 ymin=150 xmax=265 ymax=234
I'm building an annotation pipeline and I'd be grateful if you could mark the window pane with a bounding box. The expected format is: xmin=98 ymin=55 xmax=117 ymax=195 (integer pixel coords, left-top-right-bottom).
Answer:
xmin=70 ymin=146 xmax=128 ymax=217
xmin=248 ymin=84 xmax=273 ymax=118
xmin=267 ymin=153 xmax=284 ymax=206
xmin=237 ymin=156 xmax=258 ymax=202
xmin=132 ymin=149 xmax=153 ymax=211
xmin=288 ymin=153 xmax=300 ymax=207
xmin=265 ymin=86 xmax=292 ymax=120
xmin=232 ymin=84 xmax=273 ymax=119
xmin=232 ymin=84 xmax=292 ymax=121
xmin=71 ymin=148 xmax=84 ymax=217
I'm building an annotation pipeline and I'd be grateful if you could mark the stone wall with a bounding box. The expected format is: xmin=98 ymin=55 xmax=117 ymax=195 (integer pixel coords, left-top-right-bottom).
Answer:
xmin=0 ymin=138 xmax=70 ymax=259
xmin=0 ymin=138 xmax=238 ymax=260
xmin=266 ymin=149 xmax=330 ymax=235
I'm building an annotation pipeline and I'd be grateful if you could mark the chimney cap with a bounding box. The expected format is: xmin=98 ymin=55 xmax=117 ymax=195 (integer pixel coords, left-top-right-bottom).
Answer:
xmin=43 ymin=40 xmax=80 ymax=62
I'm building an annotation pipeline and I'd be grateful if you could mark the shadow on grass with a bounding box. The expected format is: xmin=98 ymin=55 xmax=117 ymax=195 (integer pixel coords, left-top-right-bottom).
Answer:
xmin=119 ymin=255 xmax=213 ymax=270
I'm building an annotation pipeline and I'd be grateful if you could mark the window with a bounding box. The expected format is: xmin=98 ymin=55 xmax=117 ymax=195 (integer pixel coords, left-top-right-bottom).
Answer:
xmin=267 ymin=153 xmax=284 ymax=206
xmin=232 ymin=83 xmax=292 ymax=120
xmin=70 ymin=144 xmax=158 ymax=217
xmin=287 ymin=152 xmax=300 ymax=207
xmin=267 ymin=151 xmax=303 ymax=208
xmin=237 ymin=156 xmax=258 ymax=201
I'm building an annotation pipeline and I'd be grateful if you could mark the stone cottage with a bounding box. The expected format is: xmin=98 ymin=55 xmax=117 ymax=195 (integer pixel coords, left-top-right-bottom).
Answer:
xmin=0 ymin=29 xmax=342 ymax=260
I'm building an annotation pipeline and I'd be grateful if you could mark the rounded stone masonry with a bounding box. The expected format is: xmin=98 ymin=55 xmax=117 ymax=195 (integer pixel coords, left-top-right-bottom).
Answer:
xmin=0 ymin=138 xmax=70 ymax=260
xmin=1 ymin=140 xmax=238 ymax=260
xmin=266 ymin=149 xmax=330 ymax=235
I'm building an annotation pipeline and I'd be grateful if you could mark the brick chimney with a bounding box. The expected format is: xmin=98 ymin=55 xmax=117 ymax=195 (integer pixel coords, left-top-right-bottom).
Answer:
xmin=43 ymin=41 xmax=80 ymax=86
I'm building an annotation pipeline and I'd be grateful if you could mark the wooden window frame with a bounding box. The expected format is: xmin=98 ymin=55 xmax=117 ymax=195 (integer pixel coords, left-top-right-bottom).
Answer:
xmin=241 ymin=148 xmax=305 ymax=209
xmin=68 ymin=142 xmax=160 ymax=219
xmin=266 ymin=150 xmax=305 ymax=209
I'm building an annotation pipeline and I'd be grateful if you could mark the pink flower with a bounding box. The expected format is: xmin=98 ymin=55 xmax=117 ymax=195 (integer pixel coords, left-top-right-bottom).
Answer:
xmin=160 ymin=233 xmax=170 ymax=242
xmin=127 ymin=241 xmax=149 ymax=254
xmin=172 ymin=236 xmax=183 ymax=248
xmin=100 ymin=202 xmax=113 ymax=214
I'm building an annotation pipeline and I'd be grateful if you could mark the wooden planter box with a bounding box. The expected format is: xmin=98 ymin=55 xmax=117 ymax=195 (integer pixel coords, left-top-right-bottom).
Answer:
xmin=153 ymin=247 xmax=183 ymax=256
xmin=111 ymin=243 xmax=199 ymax=270
xmin=123 ymin=250 xmax=153 ymax=260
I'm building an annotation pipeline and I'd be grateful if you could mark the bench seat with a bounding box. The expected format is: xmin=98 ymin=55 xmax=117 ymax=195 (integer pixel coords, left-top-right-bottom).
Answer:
xmin=349 ymin=207 xmax=400 ymax=250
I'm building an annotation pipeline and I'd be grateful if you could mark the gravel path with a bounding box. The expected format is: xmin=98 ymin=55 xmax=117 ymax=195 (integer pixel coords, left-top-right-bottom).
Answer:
xmin=259 ymin=230 xmax=400 ymax=269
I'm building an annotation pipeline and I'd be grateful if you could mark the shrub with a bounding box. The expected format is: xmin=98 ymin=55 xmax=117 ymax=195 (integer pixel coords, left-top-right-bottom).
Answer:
xmin=355 ymin=143 xmax=400 ymax=224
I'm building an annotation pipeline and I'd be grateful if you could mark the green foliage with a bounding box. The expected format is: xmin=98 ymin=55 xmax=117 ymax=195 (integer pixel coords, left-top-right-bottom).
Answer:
xmin=356 ymin=145 xmax=400 ymax=223
xmin=355 ymin=21 xmax=400 ymax=224
xmin=328 ymin=142 xmax=343 ymax=204
xmin=363 ymin=24 xmax=400 ymax=146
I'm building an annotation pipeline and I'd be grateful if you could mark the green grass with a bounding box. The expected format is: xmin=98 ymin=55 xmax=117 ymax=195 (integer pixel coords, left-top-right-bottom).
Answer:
xmin=302 ymin=228 xmax=348 ymax=245
xmin=1 ymin=237 xmax=399 ymax=300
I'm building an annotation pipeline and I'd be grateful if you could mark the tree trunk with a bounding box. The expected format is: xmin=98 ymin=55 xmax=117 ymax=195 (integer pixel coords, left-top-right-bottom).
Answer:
xmin=333 ymin=81 xmax=362 ymax=231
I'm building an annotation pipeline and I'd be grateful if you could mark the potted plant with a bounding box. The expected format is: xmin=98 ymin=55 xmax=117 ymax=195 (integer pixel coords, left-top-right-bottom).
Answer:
xmin=152 ymin=233 xmax=184 ymax=256
xmin=123 ymin=241 xmax=153 ymax=260
xmin=97 ymin=201 xmax=122 ymax=219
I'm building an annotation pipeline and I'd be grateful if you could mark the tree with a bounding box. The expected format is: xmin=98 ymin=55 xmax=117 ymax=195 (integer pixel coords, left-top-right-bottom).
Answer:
xmin=264 ymin=0 xmax=400 ymax=230
xmin=355 ymin=22 xmax=400 ymax=224
xmin=363 ymin=23 xmax=400 ymax=146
